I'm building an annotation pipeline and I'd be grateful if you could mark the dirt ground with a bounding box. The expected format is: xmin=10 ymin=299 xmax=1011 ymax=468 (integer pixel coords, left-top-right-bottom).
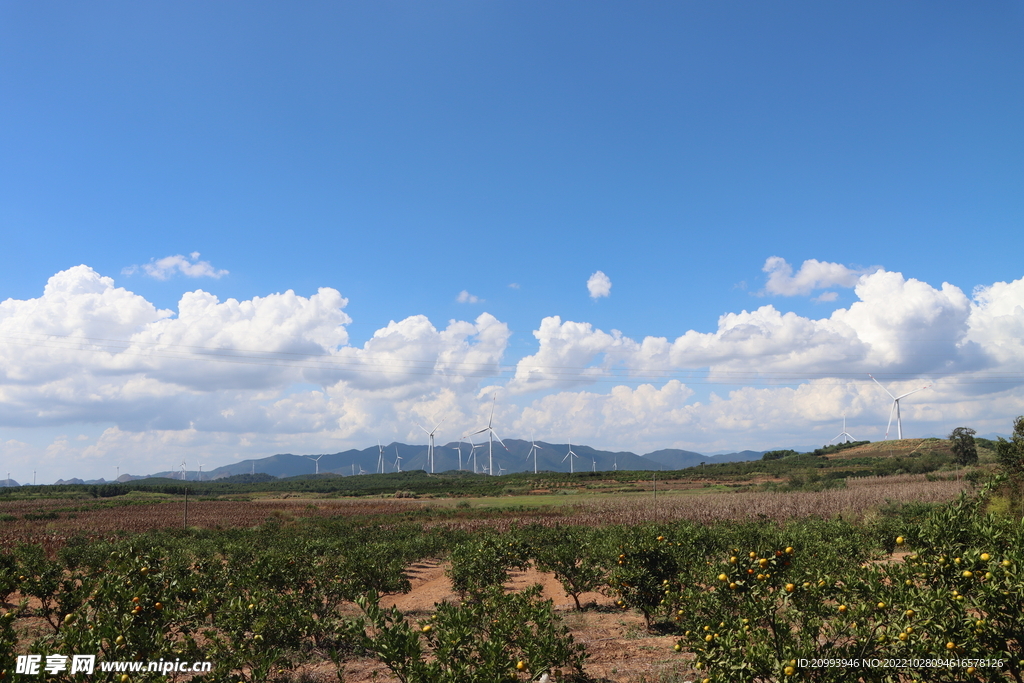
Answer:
xmin=333 ymin=562 xmax=694 ymax=682
xmin=6 ymin=562 xmax=696 ymax=683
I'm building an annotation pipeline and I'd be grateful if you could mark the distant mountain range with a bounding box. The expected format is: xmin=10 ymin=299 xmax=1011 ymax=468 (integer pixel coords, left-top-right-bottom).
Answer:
xmin=133 ymin=440 xmax=770 ymax=481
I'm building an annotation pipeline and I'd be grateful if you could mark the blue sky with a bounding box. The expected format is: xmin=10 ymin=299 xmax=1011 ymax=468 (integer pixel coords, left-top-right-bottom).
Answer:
xmin=1 ymin=2 xmax=1022 ymax=482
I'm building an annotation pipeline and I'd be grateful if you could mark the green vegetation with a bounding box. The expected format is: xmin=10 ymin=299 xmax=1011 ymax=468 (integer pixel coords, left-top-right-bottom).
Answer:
xmin=2 ymin=424 xmax=1019 ymax=682
xmin=949 ymin=426 xmax=979 ymax=466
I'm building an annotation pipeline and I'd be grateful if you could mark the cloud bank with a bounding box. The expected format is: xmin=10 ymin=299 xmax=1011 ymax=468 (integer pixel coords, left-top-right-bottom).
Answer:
xmin=2 ymin=262 xmax=1023 ymax=481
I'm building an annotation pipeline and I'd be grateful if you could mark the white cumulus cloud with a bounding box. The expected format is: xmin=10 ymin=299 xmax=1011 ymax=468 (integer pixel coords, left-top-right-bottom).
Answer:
xmin=4 ymin=262 xmax=1024 ymax=483
xmin=123 ymin=252 xmax=229 ymax=280
xmin=762 ymin=256 xmax=878 ymax=296
xmin=587 ymin=271 xmax=612 ymax=299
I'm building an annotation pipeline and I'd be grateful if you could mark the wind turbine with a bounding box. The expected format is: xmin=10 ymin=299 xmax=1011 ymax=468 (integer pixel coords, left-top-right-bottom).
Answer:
xmin=418 ymin=417 xmax=446 ymax=474
xmin=455 ymin=436 xmax=466 ymax=471
xmin=473 ymin=395 xmax=508 ymax=475
xmin=592 ymin=458 xmax=596 ymax=473
xmin=180 ymin=460 xmax=187 ymax=481
xmin=197 ymin=463 xmax=205 ymax=482
xmin=377 ymin=440 xmax=386 ymax=474
xmin=613 ymin=457 xmax=617 ymax=472
xmin=470 ymin=441 xmax=483 ymax=474
xmin=306 ymin=454 xmax=324 ymax=475
xmin=526 ymin=437 xmax=543 ymax=474
xmin=562 ymin=440 xmax=580 ymax=474
xmin=829 ymin=415 xmax=857 ymax=444
xmin=393 ymin=446 xmax=403 ymax=473
xmin=497 ymin=462 xmax=507 ymax=476
xmin=869 ymin=375 xmax=931 ymax=440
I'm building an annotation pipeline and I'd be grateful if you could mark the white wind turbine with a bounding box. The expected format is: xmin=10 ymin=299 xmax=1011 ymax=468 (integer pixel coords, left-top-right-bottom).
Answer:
xmin=180 ymin=460 xmax=187 ymax=481
xmin=526 ymin=437 xmax=543 ymax=474
xmin=393 ymin=446 xmax=403 ymax=473
xmin=473 ymin=395 xmax=508 ymax=476
xmin=592 ymin=458 xmax=596 ymax=472
xmin=418 ymin=417 xmax=447 ymax=474
xmin=455 ymin=436 xmax=466 ymax=471
xmin=197 ymin=463 xmax=205 ymax=482
xmin=497 ymin=462 xmax=507 ymax=476
xmin=869 ymin=375 xmax=931 ymax=440
xmin=562 ymin=440 xmax=580 ymax=474
xmin=377 ymin=440 xmax=386 ymax=474
xmin=829 ymin=415 xmax=857 ymax=445
xmin=306 ymin=454 xmax=324 ymax=475
xmin=470 ymin=441 xmax=483 ymax=474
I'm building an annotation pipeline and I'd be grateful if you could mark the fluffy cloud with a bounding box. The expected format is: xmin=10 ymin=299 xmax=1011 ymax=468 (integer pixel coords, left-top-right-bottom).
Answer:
xmin=123 ymin=252 xmax=229 ymax=280
xmin=3 ymin=263 xmax=1024 ymax=482
xmin=0 ymin=266 xmax=509 ymax=433
xmin=456 ymin=290 xmax=482 ymax=303
xmin=762 ymin=256 xmax=878 ymax=296
xmin=587 ymin=270 xmax=612 ymax=299
xmin=510 ymin=268 xmax=1009 ymax=390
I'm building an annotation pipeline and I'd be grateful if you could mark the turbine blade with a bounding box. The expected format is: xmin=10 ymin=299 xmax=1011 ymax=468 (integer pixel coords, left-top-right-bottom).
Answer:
xmin=869 ymin=374 xmax=896 ymax=399
xmin=885 ymin=401 xmax=897 ymax=439
xmin=895 ymin=384 xmax=931 ymax=400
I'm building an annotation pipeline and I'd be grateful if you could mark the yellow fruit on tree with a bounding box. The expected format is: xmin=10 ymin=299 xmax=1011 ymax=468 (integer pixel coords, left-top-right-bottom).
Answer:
xmin=784 ymin=666 xmax=795 ymax=676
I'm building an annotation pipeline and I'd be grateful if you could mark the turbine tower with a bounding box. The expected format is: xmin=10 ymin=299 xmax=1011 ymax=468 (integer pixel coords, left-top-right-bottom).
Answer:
xmin=377 ymin=440 xmax=386 ymax=474
xmin=473 ymin=395 xmax=508 ymax=476
xmin=526 ymin=437 xmax=543 ymax=474
xmin=418 ymin=417 xmax=446 ymax=474
xmin=306 ymin=454 xmax=324 ymax=475
xmin=829 ymin=415 xmax=857 ymax=445
xmin=869 ymin=375 xmax=931 ymax=440
xmin=470 ymin=441 xmax=483 ymax=474
xmin=455 ymin=436 xmax=466 ymax=471
xmin=562 ymin=439 xmax=580 ymax=474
